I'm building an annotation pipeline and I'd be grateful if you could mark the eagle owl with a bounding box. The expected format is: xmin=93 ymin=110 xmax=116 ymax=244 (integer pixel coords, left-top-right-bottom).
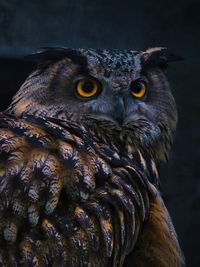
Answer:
xmin=0 ymin=47 xmax=184 ymax=266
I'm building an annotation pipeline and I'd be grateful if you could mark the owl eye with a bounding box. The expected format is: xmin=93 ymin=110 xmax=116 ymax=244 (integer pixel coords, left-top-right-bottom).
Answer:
xmin=76 ymin=78 xmax=99 ymax=98
xmin=130 ymin=80 xmax=147 ymax=98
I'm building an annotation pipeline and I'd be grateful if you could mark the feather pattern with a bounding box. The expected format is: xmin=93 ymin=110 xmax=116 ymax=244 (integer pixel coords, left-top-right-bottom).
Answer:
xmin=0 ymin=112 xmax=152 ymax=266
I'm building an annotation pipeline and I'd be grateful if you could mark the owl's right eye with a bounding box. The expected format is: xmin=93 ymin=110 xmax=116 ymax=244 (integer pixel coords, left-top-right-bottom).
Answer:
xmin=76 ymin=78 xmax=100 ymax=98
xmin=130 ymin=79 xmax=147 ymax=98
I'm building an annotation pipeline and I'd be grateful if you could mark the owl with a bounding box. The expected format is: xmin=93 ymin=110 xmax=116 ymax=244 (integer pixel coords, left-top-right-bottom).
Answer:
xmin=0 ymin=47 xmax=184 ymax=266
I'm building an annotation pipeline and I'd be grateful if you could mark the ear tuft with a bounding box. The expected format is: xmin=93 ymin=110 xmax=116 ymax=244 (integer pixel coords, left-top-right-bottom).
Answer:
xmin=140 ymin=47 xmax=183 ymax=69
xmin=24 ymin=47 xmax=87 ymax=66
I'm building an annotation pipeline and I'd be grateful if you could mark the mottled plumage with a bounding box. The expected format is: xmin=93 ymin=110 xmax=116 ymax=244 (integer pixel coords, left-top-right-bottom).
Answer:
xmin=0 ymin=47 xmax=184 ymax=266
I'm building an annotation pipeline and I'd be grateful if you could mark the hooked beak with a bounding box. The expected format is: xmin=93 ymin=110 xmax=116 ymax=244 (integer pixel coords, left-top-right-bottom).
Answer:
xmin=111 ymin=97 xmax=125 ymax=126
xmin=86 ymin=97 xmax=125 ymax=127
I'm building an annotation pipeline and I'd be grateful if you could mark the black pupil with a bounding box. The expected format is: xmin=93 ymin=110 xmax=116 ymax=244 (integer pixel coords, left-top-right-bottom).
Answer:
xmin=82 ymin=80 xmax=95 ymax=93
xmin=131 ymin=81 xmax=143 ymax=93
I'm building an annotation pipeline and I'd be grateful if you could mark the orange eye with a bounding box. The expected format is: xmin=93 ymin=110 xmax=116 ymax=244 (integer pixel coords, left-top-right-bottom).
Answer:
xmin=130 ymin=80 xmax=147 ymax=98
xmin=76 ymin=78 xmax=99 ymax=98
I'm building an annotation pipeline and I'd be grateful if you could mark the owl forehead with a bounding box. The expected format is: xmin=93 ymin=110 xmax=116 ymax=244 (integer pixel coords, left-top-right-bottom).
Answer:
xmin=78 ymin=48 xmax=141 ymax=79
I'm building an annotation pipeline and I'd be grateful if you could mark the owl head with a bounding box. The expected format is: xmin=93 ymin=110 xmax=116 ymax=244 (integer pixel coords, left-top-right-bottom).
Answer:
xmin=7 ymin=47 xmax=181 ymax=161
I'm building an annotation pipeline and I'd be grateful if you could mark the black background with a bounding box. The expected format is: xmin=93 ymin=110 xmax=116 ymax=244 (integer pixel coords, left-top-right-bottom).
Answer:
xmin=0 ymin=0 xmax=199 ymax=266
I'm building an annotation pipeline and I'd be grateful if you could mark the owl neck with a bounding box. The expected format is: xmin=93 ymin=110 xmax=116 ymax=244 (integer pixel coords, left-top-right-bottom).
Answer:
xmin=84 ymin=123 xmax=160 ymax=188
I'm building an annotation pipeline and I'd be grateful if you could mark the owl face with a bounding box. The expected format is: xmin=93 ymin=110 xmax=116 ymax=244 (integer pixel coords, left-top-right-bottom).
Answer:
xmin=8 ymin=47 xmax=179 ymax=160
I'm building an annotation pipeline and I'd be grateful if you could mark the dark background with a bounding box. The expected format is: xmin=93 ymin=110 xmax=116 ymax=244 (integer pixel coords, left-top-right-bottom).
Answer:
xmin=0 ymin=0 xmax=199 ymax=266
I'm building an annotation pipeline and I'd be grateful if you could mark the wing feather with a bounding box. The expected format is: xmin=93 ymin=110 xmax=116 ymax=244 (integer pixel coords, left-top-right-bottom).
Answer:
xmin=0 ymin=112 xmax=150 ymax=266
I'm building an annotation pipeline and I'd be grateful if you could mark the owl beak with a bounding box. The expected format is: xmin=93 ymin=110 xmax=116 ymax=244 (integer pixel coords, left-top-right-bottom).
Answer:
xmin=85 ymin=97 xmax=125 ymax=127
xmin=112 ymin=97 xmax=125 ymax=126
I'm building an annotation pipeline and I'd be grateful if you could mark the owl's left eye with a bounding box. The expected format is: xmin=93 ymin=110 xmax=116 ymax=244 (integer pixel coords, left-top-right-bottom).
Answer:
xmin=130 ymin=79 xmax=147 ymax=98
xmin=76 ymin=78 xmax=100 ymax=98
